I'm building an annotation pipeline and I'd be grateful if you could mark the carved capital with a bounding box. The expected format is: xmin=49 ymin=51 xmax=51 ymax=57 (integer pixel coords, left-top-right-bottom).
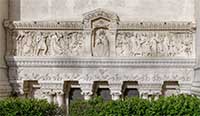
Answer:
xmin=55 ymin=90 xmax=65 ymax=95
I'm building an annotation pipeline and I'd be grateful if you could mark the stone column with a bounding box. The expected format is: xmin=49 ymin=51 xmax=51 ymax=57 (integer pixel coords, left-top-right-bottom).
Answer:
xmin=56 ymin=91 xmax=65 ymax=107
xmin=111 ymin=92 xmax=121 ymax=101
xmin=109 ymin=82 xmax=122 ymax=100
xmin=192 ymin=0 xmax=200 ymax=96
xmin=45 ymin=92 xmax=54 ymax=104
xmin=80 ymin=82 xmax=93 ymax=100
xmin=153 ymin=92 xmax=161 ymax=100
xmin=140 ymin=91 xmax=149 ymax=99
xmin=0 ymin=0 xmax=11 ymax=98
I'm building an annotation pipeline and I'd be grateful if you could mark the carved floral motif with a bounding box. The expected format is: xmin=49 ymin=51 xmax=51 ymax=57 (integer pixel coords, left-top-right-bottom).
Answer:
xmin=10 ymin=68 xmax=193 ymax=83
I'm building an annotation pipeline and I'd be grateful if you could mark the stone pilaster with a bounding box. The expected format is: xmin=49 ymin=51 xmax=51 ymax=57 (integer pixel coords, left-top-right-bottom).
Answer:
xmin=179 ymin=82 xmax=191 ymax=95
xmin=0 ymin=0 xmax=11 ymax=98
xmin=83 ymin=30 xmax=92 ymax=56
xmin=109 ymin=29 xmax=117 ymax=57
xmin=192 ymin=0 xmax=200 ymax=96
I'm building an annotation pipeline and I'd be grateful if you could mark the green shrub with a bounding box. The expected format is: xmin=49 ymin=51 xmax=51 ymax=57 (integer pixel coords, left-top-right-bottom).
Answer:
xmin=0 ymin=98 xmax=64 ymax=116
xmin=148 ymin=95 xmax=200 ymax=116
xmin=70 ymin=95 xmax=200 ymax=116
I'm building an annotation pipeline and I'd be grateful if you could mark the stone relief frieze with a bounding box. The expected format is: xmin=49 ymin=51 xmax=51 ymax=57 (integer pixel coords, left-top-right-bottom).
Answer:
xmin=9 ymin=68 xmax=193 ymax=83
xmin=4 ymin=9 xmax=196 ymax=99
xmin=8 ymin=30 xmax=194 ymax=57
xmin=9 ymin=31 xmax=85 ymax=56
xmin=4 ymin=9 xmax=195 ymax=58
xmin=116 ymin=32 xmax=194 ymax=57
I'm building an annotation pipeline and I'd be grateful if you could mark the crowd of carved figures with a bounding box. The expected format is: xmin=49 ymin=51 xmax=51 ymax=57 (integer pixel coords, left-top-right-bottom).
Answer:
xmin=9 ymin=30 xmax=193 ymax=57
xmin=10 ymin=31 xmax=85 ymax=56
xmin=116 ymin=32 xmax=193 ymax=57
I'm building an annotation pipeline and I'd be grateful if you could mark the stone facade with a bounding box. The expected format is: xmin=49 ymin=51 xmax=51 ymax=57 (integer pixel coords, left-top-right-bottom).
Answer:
xmin=0 ymin=0 xmax=12 ymax=99
xmin=0 ymin=0 xmax=199 ymax=111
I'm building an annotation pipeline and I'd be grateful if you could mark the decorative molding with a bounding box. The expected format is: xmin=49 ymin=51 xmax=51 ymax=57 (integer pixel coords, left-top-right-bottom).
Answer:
xmin=118 ymin=22 xmax=196 ymax=31
xmin=6 ymin=57 xmax=195 ymax=68
xmin=4 ymin=20 xmax=195 ymax=31
xmin=9 ymin=68 xmax=194 ymax=83
xmin=4 ymin=20 xmax=83 ymax=30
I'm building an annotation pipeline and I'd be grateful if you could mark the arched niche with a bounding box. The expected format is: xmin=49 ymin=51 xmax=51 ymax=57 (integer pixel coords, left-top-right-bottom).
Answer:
xmin=83 ymin=8 xmax=119 ymax=57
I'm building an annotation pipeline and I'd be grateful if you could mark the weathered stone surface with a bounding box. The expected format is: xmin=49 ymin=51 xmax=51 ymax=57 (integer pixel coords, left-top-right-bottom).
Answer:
xmin=9 ymin=0 xmax=195 ymax=21
xmin=0 ymin=0 xmax=199 ymax=112
xmin=192 ymin=0 xmax=200 ymax=96
xmin=0 ymin=0 xmax=11 ymax=98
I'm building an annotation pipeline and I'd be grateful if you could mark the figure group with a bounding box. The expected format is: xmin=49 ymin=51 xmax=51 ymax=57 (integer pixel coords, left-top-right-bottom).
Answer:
xmin=11 ymin=31 xmax=85 ymax=56
xmin=116 ymin=32 xmax=193 ymax=57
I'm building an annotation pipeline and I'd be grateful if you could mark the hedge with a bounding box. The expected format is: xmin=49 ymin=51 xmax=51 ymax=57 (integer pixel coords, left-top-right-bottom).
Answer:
xmin=0 ymin=98 xmax=64 ymax=116
xmin=70 ymin=95 xmax=200 ymax=116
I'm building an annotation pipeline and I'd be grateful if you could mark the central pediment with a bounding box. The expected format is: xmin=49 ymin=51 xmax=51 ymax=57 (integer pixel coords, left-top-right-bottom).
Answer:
xmin=83 ymin=8 xmax=120 ymax=24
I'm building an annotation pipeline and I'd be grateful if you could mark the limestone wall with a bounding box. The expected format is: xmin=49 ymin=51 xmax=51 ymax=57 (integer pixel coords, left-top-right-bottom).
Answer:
xmin=9 ymin=0 xmax=195 ymax=22
xmin=0 ymin=0 xmax=11 ymax=98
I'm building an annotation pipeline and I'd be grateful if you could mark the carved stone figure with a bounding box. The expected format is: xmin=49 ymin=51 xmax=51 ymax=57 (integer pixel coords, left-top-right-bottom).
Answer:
xmin=11 ymin=31 xmax=25 ymax=55
xmin=67 ymin=32 xmax=85 ymax=56
xmin=35 ymin=32 xmax=48 ymax=56
xmin=49 ymin=32 xmax=63 ymax=56
xmin=93 ymin=29 xmax=110 ymax=57
xmin=22 ymin=31 xmax=35 ymax=56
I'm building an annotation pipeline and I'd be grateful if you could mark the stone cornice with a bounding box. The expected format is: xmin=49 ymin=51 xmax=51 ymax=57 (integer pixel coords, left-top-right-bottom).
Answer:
xmin=6 ymin=56 xmax=195 ymax=68
xmin=4 ymin=20 xmax=83 ymax=30
xmin=118 ymin=21 xmax=196 ymax=31
xmin=4 ymin=20 xmax=196 ymax=31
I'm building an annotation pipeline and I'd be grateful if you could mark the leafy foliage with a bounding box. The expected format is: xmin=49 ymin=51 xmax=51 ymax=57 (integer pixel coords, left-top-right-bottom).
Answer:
xmin=70 ymin=95 xmax=200 ymax=116
xmin=0 ymin=98 xmax=64 ymax=116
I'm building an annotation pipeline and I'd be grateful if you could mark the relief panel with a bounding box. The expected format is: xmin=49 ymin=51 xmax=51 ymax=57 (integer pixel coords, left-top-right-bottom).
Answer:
xmin=9 ymin=31 xmax=85 ymax=57
xmin=116 ymin=31 xmax=194 ymax=57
